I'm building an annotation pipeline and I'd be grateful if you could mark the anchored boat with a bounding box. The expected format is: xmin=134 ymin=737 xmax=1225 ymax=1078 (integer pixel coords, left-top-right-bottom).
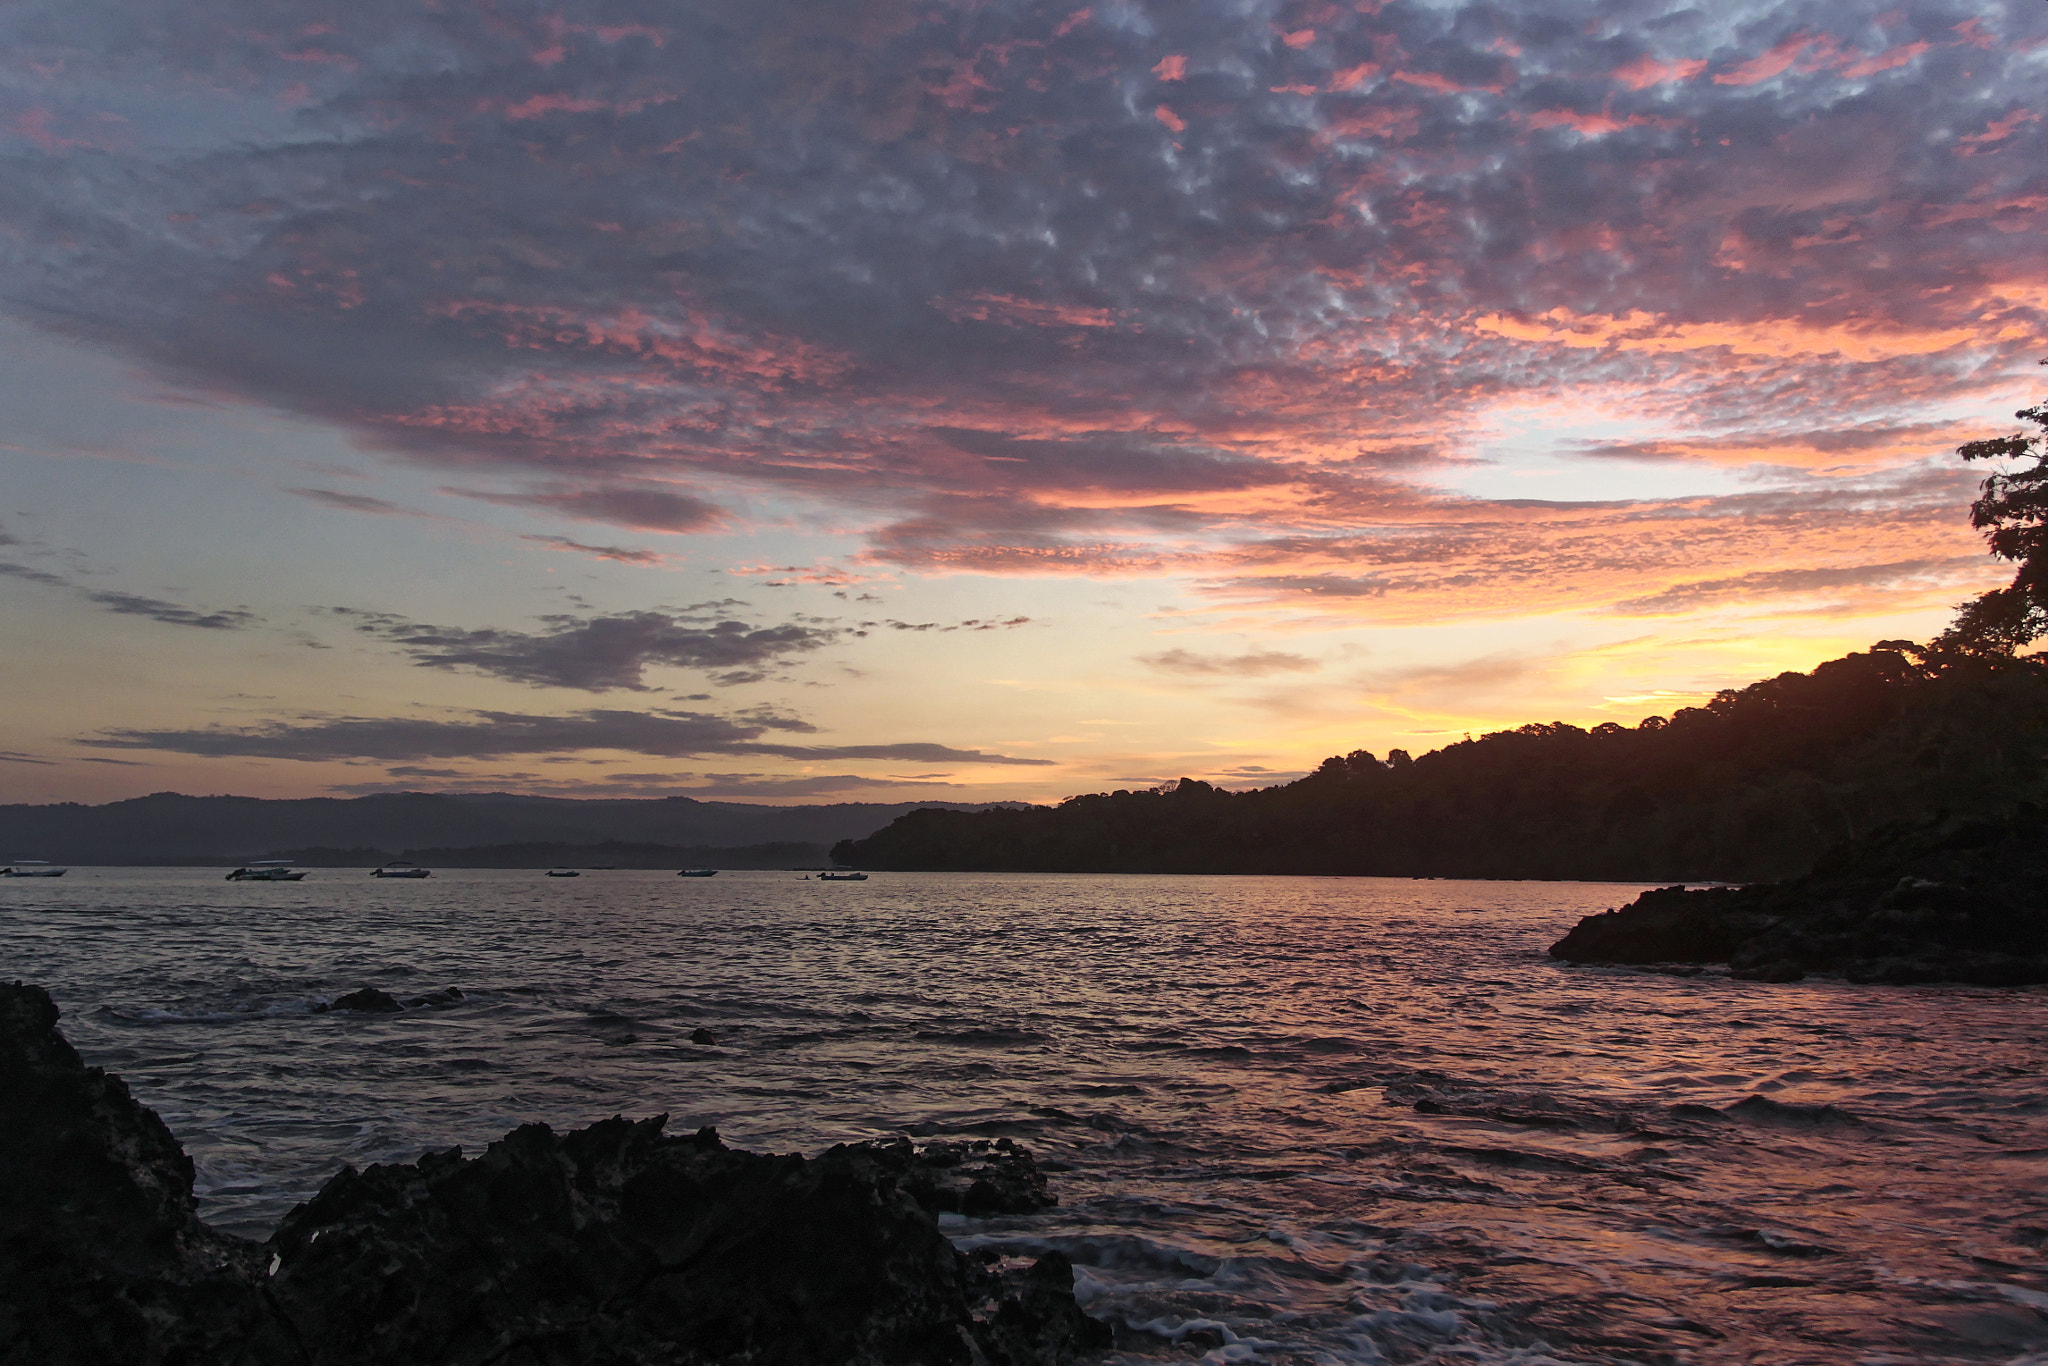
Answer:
xmin=371 ymin=861 xmax=432 ymax=879
xmin=815 ymin=871 xmax=868 ymax=881
xmin=2 ymin=860 xmax=67 ymax=877
xmin=226 ymin=861 xmax=307 ymax=882
xmin=678 ymin=868 xmax=718 ymax=877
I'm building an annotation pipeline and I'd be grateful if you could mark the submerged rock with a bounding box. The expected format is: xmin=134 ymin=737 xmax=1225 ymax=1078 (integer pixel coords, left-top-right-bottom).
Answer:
xmin=0 ymin=982 xmax=1109 ymax=1366
xmin=324 ymin=987 xmax=404 ymax=1013
xmin=1550 ymin=810 xmax=2048 ymax=985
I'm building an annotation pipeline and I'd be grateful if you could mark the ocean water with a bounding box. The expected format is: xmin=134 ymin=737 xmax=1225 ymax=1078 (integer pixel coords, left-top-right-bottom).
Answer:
xmin=5 ymin=867 xmax=2047 ymax=1365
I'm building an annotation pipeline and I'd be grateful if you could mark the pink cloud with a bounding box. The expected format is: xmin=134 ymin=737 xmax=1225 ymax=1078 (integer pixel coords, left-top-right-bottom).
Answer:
xmin=1612 ymin=55 xmax=1706 ymax=90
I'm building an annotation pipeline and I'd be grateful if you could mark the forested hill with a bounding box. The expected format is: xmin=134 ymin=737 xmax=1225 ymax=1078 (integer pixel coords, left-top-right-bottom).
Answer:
xmin=833 ymin=645 xmax=2048 ymax=882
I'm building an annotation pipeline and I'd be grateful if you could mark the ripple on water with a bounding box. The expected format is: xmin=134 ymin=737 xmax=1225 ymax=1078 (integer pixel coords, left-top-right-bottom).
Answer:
xmin=5 ymin=866 xmax=2047 ymax=1363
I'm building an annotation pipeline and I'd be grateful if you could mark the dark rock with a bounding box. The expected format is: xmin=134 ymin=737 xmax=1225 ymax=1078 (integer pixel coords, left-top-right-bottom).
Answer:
xmin=690 ymin=1026 xmax=718 ymax=1045
xmin=0 ymin=982 xmax=295 ymax=1366
xmin=1550 ymin=809 xmax=2048 ymax=984
xmin=329 ymin=987 xmax=403 ymax=1013
xmin=0 ymin=982 xmax=1107 ymax=1366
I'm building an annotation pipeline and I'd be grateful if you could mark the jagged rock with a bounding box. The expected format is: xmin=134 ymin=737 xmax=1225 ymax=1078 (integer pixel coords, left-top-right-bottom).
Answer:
xmin=325 ymin=987 xmax=403 ymax=1013
xmin=0 ymin=982 xmax=294 ymax=1366
xmin=0 ymin=982 xmax=1109 ymax=1366
xmin=1550 ymin=810 xmax=2048 ymax=984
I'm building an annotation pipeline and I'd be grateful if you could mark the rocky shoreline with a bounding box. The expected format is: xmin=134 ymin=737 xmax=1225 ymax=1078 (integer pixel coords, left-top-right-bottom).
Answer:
xmin=0 ymin=981 xmax=1110 ymax=1366
xmin=1549 ymin=810 xmax=2048 ymax=985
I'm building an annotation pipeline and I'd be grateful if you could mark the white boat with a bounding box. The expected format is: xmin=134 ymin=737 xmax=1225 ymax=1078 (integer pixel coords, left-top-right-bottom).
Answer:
xmin=226 ymin=860 xmax=308 ymax=882
xmin=815 ymin=871 xmax=868 ymax=881
xmin=2 ymin=860 xmax=67 ymax=877
xmin=371 ymin=861 xmax=432 ymax=879
xmin=678 ymin=868 xmax=718 ymax=878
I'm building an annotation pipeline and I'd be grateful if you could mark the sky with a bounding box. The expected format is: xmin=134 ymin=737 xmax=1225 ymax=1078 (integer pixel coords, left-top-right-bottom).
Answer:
xmin=0 ymin=0 xmax=2043 ymax=808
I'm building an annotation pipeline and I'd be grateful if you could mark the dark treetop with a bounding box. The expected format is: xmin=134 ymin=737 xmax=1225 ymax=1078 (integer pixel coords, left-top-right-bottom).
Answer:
xmin=835 ymin=644 xmax=2048 ymax=883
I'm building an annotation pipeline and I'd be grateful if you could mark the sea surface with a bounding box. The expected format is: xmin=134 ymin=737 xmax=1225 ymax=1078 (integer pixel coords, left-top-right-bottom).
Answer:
xmin=5 ymin=868 xmax=2047 ymax=1365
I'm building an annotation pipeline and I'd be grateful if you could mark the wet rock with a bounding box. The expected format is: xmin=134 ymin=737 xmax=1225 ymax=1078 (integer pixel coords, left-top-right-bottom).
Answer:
xmin=690 ymin=1026 xmax=718 ymax=1045
xmin=1550 ymin=809 xmax=2048 ymax=984
xmin=0 ymin=982 xmax=1107 ymax=1366
xmin=881 ymin=1136 xmax=1056 ymax=1217
xmin=0 ymin=982 xmax=295 ymax=1366
xmin=327 ymin=987 xmax=403 ymax=1013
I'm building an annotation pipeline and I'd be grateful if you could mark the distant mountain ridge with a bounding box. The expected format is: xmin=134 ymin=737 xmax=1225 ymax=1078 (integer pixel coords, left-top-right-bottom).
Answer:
xmin=0 ymin=791 xmax=1027 ymax=864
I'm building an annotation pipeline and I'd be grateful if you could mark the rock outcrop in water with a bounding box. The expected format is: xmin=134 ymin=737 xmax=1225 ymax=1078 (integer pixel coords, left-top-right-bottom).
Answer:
xmin=0 ymin=981 xmax=1108 ymax=1366
xmin=1550 ymin=810 xmax=2048 ymax=984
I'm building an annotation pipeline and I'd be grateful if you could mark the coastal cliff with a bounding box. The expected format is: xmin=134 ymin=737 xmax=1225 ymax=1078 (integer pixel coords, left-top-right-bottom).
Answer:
xmin=0 ymin=982 xmax=1109 ymax=1366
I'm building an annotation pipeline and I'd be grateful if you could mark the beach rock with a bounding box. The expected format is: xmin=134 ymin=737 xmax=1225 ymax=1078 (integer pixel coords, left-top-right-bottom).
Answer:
xmin=0 ymin=982 xmax=293 ymax=1366
xmin=1550 ymin=810 xmax=2048 ymax=984
xmin=327 ymin=987 xmax=404 ymax=1013
xmin=0 ymin=981 xmax=1109 ymax=1366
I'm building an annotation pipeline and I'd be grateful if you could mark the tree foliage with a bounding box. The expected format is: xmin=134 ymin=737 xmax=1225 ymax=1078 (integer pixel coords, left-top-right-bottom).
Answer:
xmin=1942 ymin=378 xmax=2048 ymax=654
xmin=833 ymin=645 xmax=2048 ymax=882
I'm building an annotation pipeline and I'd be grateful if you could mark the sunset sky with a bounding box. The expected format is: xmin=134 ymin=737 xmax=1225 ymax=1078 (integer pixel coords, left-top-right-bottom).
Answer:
xmin=1 ymin=0 xmax=2043 ymax=806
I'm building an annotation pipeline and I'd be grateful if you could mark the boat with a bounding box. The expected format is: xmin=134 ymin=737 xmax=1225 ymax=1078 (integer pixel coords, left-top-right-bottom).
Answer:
xmin=545 ymin=868 xmax=581 ymax=878
xmin=678 ymin=868 xmax=718 ymax=878
xmin=815 ymin=871 xmax=868 ymax=881
xmin=2 ymin=860 xmax=67 ymax=877
xmin=371 ymin=861 xmax=432 ymax=878
xmin=225 ymin=861 xmax=307 ymax=882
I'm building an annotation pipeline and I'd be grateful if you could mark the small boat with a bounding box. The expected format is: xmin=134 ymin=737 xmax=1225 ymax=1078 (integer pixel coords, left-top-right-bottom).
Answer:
xmin=226 ymin=861 xmax=308 ymax=882
xmin=2 ymin=860 xmax=67 ymax=877
xmin=545 ymin=868 xmax=580 ymax=878
xmin=815 ymin=871 xmax=868 ymax=881
xmin=371 ymin=861 xmax=432 ymax=878
xmin=678 ymin=868 xmax=718 ymax=878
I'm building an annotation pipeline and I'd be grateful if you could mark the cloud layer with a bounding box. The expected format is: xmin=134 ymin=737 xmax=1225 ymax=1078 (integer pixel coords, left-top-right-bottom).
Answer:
xmin=85 ymin=706 xmax=1053 ymax=765
xmin=335 ymin=606 xmax=835 ymax=690
xmin=0 ymin=0 xmax=2041 ymax=620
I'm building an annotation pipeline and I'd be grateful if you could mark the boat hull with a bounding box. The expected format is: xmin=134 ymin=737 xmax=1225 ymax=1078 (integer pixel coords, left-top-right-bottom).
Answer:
xmin=2 ymin=868 xmax=67 ymax=877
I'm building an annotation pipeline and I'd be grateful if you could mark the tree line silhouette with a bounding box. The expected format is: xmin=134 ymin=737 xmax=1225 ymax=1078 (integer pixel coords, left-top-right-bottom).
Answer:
xmin=836 ymin=387 xmax=2048 ymax=882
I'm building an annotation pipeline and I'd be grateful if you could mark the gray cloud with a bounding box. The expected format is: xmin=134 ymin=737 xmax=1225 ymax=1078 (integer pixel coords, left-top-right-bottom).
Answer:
xmin=767 ymin=743 xmax=1051 ymax=767
xmin=0 ymin=561 xmax=258 ymax=629
xmin=81 ymin=706 xmax=1049 ymax=765
xmin=335 ymin=607 xmax=834 ymax=691
xmin=286 ymin=487 xmax=416 ymax=515
xmin=521 ymin=535 xmax=664 ymax=566
xmin=1139 ymin=648 xmax=1321 ymax=677
xmin=451 ymin=484 xmax=724 ymax=534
